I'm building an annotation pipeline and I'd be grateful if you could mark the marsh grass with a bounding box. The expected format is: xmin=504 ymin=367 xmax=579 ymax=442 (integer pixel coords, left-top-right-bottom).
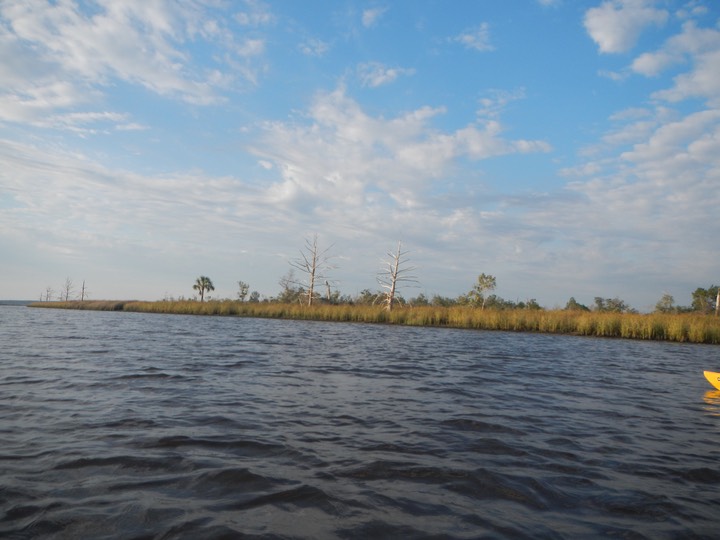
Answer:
xmin=29 ymin=300 xmax=720 ymax=344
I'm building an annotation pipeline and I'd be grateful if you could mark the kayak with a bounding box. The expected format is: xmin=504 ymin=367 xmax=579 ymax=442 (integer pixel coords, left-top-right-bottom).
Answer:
xmin=704 ymin=371 xmax=720 ymax=391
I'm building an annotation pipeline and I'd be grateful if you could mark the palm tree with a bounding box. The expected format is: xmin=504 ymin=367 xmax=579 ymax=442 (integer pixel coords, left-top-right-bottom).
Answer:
xmin=193 ymin=276 xmax=215 ymax=302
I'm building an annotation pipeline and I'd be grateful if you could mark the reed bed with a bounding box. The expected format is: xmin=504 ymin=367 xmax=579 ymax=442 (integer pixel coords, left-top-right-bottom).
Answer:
xmin=29 ymin=300 xmax=720 ymax=344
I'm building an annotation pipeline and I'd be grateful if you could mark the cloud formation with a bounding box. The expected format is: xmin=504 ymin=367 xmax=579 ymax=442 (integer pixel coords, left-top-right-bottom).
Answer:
xmin=250 ymin=88 xmax=550 ymax=210
xmin=0 ymin=0 xmax=271 ymax=124
xmin=357 ymin=62 xmax=415 ymax=87
xmin=453 ymin=23 xmax=494 ymax=52
xmin=584 ymin=0 xmax=668 ymax=53
xmin=362 ymin=7 xmax=388 ymax=28
xmin=2 ymin=1 xmax=719 ymax=309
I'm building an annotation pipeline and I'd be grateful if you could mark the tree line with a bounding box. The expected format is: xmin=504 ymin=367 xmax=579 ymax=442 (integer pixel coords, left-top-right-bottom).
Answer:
xmin=40 ymin=277 xmax=88 ymax=302
xmin=219 ymin=234 xmax=720 ymax=314
xmin=40 ymin=236 xmax=719 ymax=315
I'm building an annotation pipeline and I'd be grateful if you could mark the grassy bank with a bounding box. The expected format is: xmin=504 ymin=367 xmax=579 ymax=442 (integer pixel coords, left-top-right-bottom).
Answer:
xmin=28 ymin=300 xmax=720 ymax=344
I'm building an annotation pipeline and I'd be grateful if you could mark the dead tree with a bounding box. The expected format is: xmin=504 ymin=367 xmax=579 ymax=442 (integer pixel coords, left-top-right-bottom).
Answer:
xmin=289 ymin=234 xmax=335 ymax=306
xmin=60 ymin=277 xmax=74 ymax=301
xmin=377 ymin=242 xmax=418 ymax=311
xmin=80 ymin=280 xmax=89 ymax=301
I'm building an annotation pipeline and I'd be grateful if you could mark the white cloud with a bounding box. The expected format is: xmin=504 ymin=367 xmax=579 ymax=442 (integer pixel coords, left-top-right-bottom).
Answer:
xmin=3 ymin=2 xmax=718 ymax=308
xmin=631 ymin=20 xmax=720 ymax=75
xmin=676 ymin=1 xmax=708 ymax=20
xmin=116 ymin=122 xmax=149 ymax=132
xmin=638 ymin=22 xmax=720 ymax=105
xmin=249 ymin=88 xmax=549 ymax=210
xmin=453 ymin=23 xmax=494 ymax=52
xmin=236 ymin=38 xmax=266 ymax=57
xmin=357 ymin=62 xmax=416 ymax=87
xmin=0 ymin=80 xmax=87 ymax=123
xmin=549 ymin=101 xmax=720 ymax=304
xmin=620 ymin=108 xmax=720 ymax=175
xmin=234 ymin=0 xmax=275 ymax=26
xmin=362 ymin=7 xmax=387 ymax=28
xmin=598 ymin=68 xmax=629 ymax=81
xmin=584 ymin=0 xmax=668 ymax=53
xmin=299 ymin=38 xmax=330 ymax=57
xmin=631 ymin=50 xmax=679 ymax=76
xmin=40 ymin=111 xmax=128 ymax=135
xmin=654 ymin=53 xmax=720 ymax=105
xmin=0 ymin=0 xmax=261 ymax=113
xmin=477 ymin=88 xmax=526 ymax=119
xmin=0 ymin=138 xmax=268 ymax=257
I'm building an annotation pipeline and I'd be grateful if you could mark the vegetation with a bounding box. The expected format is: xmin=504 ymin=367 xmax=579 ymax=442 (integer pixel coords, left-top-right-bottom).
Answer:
xmin=193 ymin=276 xmax=215 ymax=302
xmin=377 ymin=242 xmax=417 ymax=311
xmin=692 ymin=286 xmax=719 ymax=314
xmin=31 ymin=240 xmax=720 ymax=346
xmin=29 ymin=300 xmax=720 ymax=345
xmin=468 ymin=273 xmax=497 ymax=310
xmin=237 ymin=281 xmax=250 ymax=302
xmin=289 ymin=235 xmax=335 ymax=306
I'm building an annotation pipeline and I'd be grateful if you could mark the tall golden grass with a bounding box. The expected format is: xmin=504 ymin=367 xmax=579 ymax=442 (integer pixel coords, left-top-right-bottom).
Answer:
xmin=29 ymin=300 xmax=720 ymax=344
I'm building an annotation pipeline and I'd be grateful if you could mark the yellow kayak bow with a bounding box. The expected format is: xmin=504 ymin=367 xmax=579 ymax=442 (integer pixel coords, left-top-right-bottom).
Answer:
xmin=704 ymin=371 xmax=720 ymax=391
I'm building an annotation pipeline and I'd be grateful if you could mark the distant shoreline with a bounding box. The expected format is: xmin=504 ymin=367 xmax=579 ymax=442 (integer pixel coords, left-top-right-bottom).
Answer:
xmin=27 ymin=299 xmax=720 ymax=345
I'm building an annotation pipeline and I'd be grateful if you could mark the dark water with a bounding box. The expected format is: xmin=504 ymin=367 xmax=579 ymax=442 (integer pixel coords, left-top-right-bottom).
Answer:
xmin=1 ymin=306 xmax=720 ymax=539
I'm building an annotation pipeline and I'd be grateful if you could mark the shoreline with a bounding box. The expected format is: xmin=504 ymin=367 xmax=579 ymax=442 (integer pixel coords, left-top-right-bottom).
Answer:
xmin=27 ymin=300 xmax=720 ymax=345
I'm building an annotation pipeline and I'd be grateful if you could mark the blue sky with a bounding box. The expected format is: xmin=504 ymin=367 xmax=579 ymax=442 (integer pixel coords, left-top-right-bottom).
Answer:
xmin=1 ymin=0 xmax=719 ymax=310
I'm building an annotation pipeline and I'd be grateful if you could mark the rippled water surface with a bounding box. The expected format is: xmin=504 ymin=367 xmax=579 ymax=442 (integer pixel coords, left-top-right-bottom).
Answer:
xmin=2 ymin=306 xmax=720 ymax=539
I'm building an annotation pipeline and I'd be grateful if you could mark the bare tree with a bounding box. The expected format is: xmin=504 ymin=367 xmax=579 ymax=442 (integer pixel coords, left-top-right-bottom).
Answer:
xmin=289 ymin=234 xmax=335 ymax=306
xmin=377 ymin=242 xmax=418 ymax=311
xmin=60 ymin=277 xmax=74 ymax=301
xmin=80 ymin=279 xmax=89 ymax=301
xmin=43 ymin=286 xmax=54 ymax=302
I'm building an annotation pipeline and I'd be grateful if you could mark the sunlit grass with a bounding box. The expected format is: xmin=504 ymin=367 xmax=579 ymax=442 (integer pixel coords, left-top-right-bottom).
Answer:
xmin=29 ymin=300 xmax=720 ymax=344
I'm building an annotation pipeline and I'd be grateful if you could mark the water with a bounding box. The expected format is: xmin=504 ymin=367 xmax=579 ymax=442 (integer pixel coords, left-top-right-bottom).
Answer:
xmin=1 ymin=305 xmax=719 ymax=539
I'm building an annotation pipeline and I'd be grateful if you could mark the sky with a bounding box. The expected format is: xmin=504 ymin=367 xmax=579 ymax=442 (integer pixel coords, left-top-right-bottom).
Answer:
xmin=1 ymin=0 xmax=719 ymax=310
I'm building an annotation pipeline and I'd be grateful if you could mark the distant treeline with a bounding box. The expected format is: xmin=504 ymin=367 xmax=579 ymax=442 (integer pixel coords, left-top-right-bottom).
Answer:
xmin=29 ymin=300 xmax=720 ymax=344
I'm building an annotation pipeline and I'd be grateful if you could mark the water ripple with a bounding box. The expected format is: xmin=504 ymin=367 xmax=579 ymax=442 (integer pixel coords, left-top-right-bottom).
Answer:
xmin=1 ymin=307 xmax=719 ymax=538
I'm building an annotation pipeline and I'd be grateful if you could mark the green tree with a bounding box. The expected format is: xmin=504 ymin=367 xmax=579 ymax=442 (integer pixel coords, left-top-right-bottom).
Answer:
xmin=594 ymin=296 xmax=632 ymax=313
xmin=691 ymin=286 xmax=719 ymax=313
xmin=237 ymin=281 xmax=250 ymax=302
xmin=276 ymin=269 xmax=304 ymax=303
xmin=410 ymin=293 xmax=429 ymax=306
xmin=431 ymin=294 xmax=457 ymax=307
xmin=193 ymin=276 xmax=215 ymax=302
xmin=468 ymin=273 xmax=496 ymax=309
xmin=355 ymin=289 xmax=380 ymax=305
xmin=654 ymin=293 xmax=676 ymax=314
xmin=565 ymin=297 xmax=589 ymax=311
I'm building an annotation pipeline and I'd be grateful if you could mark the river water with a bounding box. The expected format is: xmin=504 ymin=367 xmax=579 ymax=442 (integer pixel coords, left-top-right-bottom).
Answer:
xmin=1 ymin=305 xmax=719 ymax=539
